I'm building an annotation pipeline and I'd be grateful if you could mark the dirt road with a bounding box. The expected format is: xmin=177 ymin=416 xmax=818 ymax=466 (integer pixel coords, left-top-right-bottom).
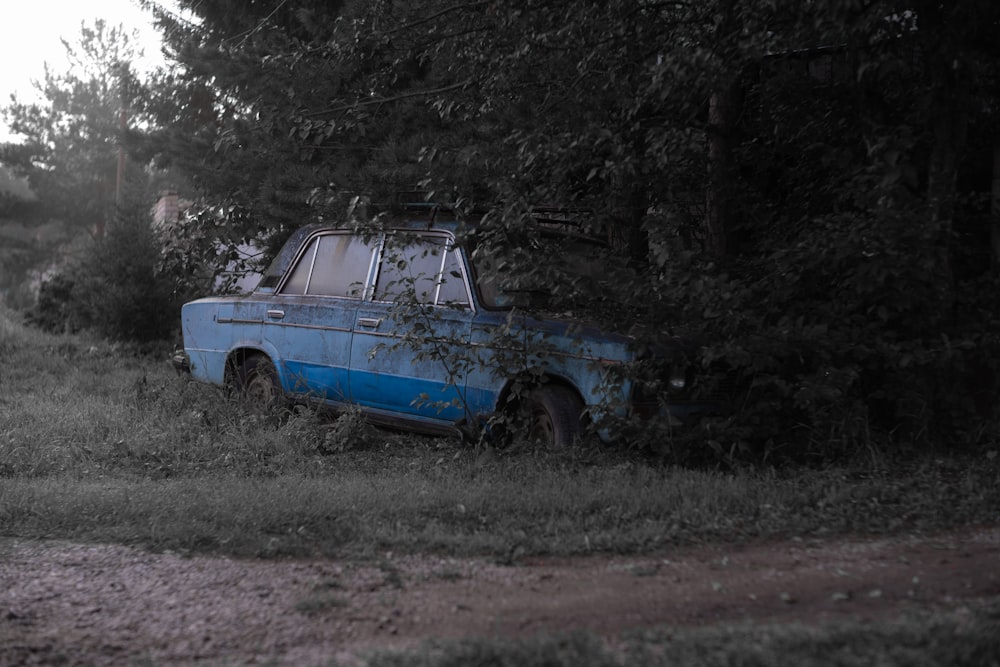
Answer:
xmin=2 ymin=527 xmax=999 ymax=665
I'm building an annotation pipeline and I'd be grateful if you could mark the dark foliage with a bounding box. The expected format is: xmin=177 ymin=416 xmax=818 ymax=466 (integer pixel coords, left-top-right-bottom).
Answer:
xmin=13 ymin=0 xmax=1000 ymax=460
xmin=26 ymin=192 xmax=184 ymax=343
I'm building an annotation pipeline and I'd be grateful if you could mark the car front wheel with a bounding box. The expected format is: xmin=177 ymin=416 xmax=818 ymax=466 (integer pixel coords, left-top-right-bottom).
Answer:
xmin=234 ymin=354 xmax=284 ymax=413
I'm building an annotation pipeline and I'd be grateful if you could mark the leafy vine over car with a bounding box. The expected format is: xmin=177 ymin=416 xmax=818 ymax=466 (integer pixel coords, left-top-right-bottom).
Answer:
xmin=172 ymin=208 xmax=725 ymax=446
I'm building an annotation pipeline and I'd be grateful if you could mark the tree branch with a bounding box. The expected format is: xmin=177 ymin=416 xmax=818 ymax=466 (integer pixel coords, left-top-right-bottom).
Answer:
xmin=387 ymin=1 xmax=492 ymax=36
xmin=306 ymin=79 xmax=474 ymax=117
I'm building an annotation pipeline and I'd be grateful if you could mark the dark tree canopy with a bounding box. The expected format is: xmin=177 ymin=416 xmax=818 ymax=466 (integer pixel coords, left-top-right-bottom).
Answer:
xmin=144 ymin=1 xmax=998 ymax=253
xmin=140 ymin=0 xmax=1000 ymax=456
xmin=7 ymin=0 xmax=997 ymax=457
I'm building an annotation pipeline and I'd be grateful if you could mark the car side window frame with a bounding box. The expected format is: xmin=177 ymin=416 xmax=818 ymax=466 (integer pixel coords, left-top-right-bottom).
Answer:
xmin=371 ymin=231 xmax=474 ymax=310
xmin=437 ymin=241 xmax=474 ymax=309
xmin=275 ymin=231 xmax=380 ymax=300
xmin=277 ymin=235 xmax=319 ymax=295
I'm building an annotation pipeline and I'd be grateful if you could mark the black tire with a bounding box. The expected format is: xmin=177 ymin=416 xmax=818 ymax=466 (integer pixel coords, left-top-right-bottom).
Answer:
xmin=235 ymin=354 xmax=284 ymax=414
xmin=522 ymin=385 xmax=585 ymax=448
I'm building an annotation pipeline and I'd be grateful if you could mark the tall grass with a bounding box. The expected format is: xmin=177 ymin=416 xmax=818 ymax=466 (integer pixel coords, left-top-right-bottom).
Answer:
xmin=1 ymin=303 xmax=999 ymax=560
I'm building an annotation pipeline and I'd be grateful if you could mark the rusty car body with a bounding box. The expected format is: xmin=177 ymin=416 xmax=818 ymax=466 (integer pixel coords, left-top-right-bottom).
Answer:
xmin=174 ymin=211 xmax=715 ymax=445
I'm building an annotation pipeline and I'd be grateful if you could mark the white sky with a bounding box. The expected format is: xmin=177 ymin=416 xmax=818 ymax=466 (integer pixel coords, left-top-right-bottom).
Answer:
xmin=0 ymin=0 xmax=170 ymax=141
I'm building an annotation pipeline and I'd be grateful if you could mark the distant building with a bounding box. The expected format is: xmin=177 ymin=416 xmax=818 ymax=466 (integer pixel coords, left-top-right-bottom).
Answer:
xmin=152 ymin=190 xmax=188 ymax=227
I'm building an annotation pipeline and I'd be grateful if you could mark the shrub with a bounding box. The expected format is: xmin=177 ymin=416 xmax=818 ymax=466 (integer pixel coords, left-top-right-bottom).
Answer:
xmin=26 ymin=203 xmax=183 ymax=344
xmin=648 ymin=191 xmax=1000 ymax=463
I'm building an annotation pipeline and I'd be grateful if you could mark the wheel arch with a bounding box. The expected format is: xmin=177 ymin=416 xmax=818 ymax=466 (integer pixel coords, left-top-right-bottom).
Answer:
xmin=224 ymin=346 xmax=278 ymax=387
xmin=496 ymin=372 xmax=589 ymax=423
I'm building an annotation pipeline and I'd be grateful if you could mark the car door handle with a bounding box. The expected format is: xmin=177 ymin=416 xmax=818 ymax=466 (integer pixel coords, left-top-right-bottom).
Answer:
xmin=357 ymin=317 xmax=381 ymax=329
xmin=266 ymin=309 xmax=285 ymax=320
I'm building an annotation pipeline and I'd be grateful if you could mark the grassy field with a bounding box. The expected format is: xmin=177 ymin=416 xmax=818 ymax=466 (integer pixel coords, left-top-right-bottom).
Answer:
xmin=1 ymin=305 xmax=998 ymax=665
xmin=355 ymin=605 xmax=1000 ymax=667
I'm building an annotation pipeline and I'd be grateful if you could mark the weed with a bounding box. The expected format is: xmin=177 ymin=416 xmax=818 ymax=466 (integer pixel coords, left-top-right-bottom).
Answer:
xmin=431 ymin=568 xmax=464 ymax=582
xmin=294 ymin=592 xmax=349 ymax=616
xmin=379 ymin=559 xmax=405 ymax=590
xmin=320 ymin=404 xmax=380 ymax=453
xmin=314 ymin=577 xmax=345 ymax=591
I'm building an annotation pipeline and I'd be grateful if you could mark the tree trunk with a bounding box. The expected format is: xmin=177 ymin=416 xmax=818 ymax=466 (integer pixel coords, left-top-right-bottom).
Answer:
xmin=991 ymin=142 xmax=1000 ymax=269
xmin=705 ymin=0 xmax=741 ymax=259
xmin=706 ymin=78 xmax=740 ymax=258
xmin=625 ymin=187 xmax=650 ymax=267
xmin=923 ymin=13 xmax=971 ymax=321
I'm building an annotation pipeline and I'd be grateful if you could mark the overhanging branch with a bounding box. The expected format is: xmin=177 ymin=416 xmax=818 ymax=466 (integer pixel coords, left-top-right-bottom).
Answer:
xmin=306 ymin=79 xmax=474 ymax=118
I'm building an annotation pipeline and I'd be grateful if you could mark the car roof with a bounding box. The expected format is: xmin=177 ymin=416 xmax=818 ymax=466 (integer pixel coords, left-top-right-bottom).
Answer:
xmin=256 ymin=211 xmax=462 ymax=291
xmin=256 ymin=205 xmax=605 ymax=292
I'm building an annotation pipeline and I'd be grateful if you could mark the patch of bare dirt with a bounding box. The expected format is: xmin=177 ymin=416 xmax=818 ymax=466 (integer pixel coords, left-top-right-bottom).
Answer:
xmin=2 ymin=527 xmax=999 ymax=666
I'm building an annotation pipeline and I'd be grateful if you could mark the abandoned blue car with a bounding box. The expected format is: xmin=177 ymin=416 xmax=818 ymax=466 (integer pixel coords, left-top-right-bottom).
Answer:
xmin=174 ymin=212 xmax=713 ymax=446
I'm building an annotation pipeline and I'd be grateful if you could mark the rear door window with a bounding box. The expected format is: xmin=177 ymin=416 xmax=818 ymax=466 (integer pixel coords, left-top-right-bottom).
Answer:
xmin=374 ymin=236 xmax=470 ymax=308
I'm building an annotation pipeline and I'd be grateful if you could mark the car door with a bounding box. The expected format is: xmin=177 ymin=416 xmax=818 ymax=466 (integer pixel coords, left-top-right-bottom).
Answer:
xmin=349 ymin=232 xmax=475 ymax=424
xmin=263 ymin=231 xmax=377 ymax=404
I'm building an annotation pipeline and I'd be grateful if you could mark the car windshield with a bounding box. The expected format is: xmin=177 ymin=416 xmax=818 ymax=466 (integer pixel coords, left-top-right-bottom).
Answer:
xmin=256 ymin=224 xmax=326 ymax=293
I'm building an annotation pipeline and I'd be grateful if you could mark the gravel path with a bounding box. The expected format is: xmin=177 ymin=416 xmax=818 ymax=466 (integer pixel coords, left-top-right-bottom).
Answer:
xmin=2 ymin=527 xmax=999 ymax=665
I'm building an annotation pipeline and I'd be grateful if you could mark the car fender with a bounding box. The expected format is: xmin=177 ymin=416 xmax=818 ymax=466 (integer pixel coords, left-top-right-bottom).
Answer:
xmin=224 ymin=341 xmax=287 ymax=390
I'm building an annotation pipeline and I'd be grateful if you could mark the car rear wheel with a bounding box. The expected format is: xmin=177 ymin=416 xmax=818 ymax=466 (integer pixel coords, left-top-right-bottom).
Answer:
xmin=234 ymin=354 xmax=284 ymax=414
xmin=522 ymin=385 xmax=585 ymax=448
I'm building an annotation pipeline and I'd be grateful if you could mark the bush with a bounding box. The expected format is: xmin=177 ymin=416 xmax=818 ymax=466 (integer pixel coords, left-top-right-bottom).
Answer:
xmin=649 ymin=193 xmax=1000 ymax=463
xmin=26 ymin=273 xmax=82 ymax=334
xmin=26 ymin=206 xmax=183 ymax=344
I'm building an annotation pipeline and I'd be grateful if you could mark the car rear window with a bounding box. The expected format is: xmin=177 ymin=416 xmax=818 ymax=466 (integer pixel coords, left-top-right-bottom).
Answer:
xmin=374 ymin=235 xmax=470 ymax=307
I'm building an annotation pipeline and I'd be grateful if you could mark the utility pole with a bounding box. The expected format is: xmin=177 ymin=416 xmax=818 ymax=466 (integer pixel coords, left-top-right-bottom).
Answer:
xmin=115 ymin=62 xmax=128 ymax=207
